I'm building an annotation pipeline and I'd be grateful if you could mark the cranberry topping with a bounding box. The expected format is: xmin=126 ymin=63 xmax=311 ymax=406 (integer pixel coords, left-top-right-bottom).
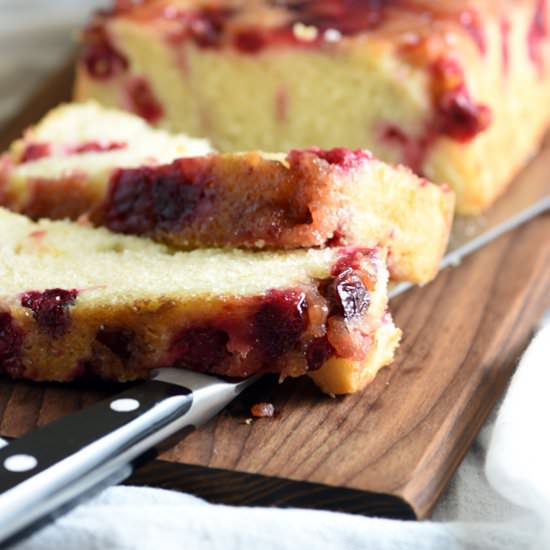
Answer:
xmin=284 ymin=0 xmax=388 ymax=36
xmin=96 ymin=326 xmax=135 ymax=360
xmin=171 ymin=327 xmax=230 ymax=371
xmin=431 ymin=59 xmax=492 ymax=143
xmin=254 ymin=290 xmax=307 ymax=358
xmin=20 ymin=143 xmax=51 ymax=163
xmin=306 ymin=336 xmax=335 ymax=371
xmin=20 ymin=289 xmax=79 ymax=337
xmin=230 ymin=0 xmax=392 ymax=54
xmin=288 ymin=148 xmax=372 ymax=171
xmin=186 ymin=7 xmax=232 ymax=48
xmin=82 ymin=23 xmax=129 ymax=79
xmin=528 ymin=0 xmax=548 ymax=76
xmin=103 ymin=160 xmax=208 ymax=235
xmin=162 ymin=6 xmax=234 ymax=48
xmin=125 ymin=78 xmax=164 ymax=123
xmin=233 ymin=24 xmax=311 ymax=53
xmin=0 ymin=312 xmax=23 ymax=369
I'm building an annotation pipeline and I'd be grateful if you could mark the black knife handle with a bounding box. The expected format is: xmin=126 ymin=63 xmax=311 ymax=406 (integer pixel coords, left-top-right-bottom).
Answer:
xmin=0 ymin=370 xmax=252 ymax=548
xmin=0 ymin=381 xmax=192 ymax=492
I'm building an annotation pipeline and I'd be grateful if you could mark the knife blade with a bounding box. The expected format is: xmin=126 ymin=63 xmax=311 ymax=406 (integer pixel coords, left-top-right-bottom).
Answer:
xmin=0 ymin=370 xmax=256 ymax=548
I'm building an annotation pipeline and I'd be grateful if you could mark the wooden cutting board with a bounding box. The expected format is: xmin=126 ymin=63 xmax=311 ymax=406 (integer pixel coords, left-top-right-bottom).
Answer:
xmin=1 ymin=63 xmax=549 ymax=520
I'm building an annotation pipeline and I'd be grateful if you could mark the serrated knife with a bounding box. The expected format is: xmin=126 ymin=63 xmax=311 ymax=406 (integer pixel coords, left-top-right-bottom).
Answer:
xmin=0 ymin=146 xmax=549 ymax=547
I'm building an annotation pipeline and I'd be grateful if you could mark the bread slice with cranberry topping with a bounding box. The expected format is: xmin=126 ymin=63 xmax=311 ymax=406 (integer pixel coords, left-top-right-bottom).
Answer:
xmin=0 ymin=103 xmax=454 ymax=285
xmin=0 ymin=101 xmax=212 ymax=219
xmin=0 ymin=208 xmax=400 ymax=394
xmin=74 ymin=0 xmax=550 ymax=213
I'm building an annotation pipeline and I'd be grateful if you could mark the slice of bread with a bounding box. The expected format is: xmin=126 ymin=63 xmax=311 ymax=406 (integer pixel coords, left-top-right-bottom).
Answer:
xmin=0 ymin=103 xmax=454 ymax=284
xmin=0 ymin=208 xmax=400 ymax=394
xmin=0 ymin=101 xmax=212 ymax=219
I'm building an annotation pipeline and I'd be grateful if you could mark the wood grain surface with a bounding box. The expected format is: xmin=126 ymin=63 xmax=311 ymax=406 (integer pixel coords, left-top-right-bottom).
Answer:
xmin=0 ymin=63 xmax=549 ymax=519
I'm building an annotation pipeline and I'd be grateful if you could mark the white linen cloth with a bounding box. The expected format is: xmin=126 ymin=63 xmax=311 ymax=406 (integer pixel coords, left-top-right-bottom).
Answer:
xmin=1 ymin=2 xmax=549 ymax=548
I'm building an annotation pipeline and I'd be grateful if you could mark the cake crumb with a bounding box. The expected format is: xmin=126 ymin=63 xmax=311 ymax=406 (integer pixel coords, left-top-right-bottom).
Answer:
xmin=250 ymin=402 xmax=275 ymax=418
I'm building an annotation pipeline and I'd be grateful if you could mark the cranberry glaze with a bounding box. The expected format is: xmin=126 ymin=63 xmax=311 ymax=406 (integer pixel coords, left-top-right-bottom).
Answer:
xmin=20 ymin=289 xmax=79 ymax=337
xmin=102 ymin=159 xmax=211 ymax=235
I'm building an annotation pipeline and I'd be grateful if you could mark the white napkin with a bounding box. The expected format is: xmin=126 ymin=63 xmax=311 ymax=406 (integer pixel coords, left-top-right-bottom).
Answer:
xmin=1 ymin=3 xmax=549 ymax=548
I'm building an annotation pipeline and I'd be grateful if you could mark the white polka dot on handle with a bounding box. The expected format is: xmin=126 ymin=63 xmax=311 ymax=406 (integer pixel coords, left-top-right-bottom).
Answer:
xmin=3 ymin=454 xmax=38 ymax=473
xmin=110 ymin=398 xmax=140 ymax=412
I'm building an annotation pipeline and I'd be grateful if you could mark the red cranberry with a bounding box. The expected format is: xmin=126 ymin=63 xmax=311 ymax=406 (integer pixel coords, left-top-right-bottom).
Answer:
xmin=171 ymin=327 xmax=230 ymax=371
xmin=254 ymin=290 xmax=308 ymax=358
xmin=96 ymin=327 xmax=135 ymax=360
xmin=189 ymin=8 xmax=230 ymax=48
xmin=285 ymin=0 xmax=387 ymax=35
xmin=82 ymin=23 xmax=129 ymax=80
xmin=126 ymin=78 xmax=164 ymax=123
xmin=306 ymin=336 xmax=335 ymax=371
xmin=234 ymin=30 xmax=267 ymax=53
xmin=20 ymin=289 xmax=79 ymax=337
xmin=103 ymin=161 xmax=207 ymax=235
xmin=152 ymin=173 xmax=202 ymax=226
xmin=68 ymin=141 xmax=126 ymax=155
xmin=528 ymin=0 xmax=548 ymax=76
xmin=0 ymin=312 xmax=23 ymax=369
xmin=331 ymin=247 xmax=375 ymax=276
xmin=165 ymin=7 xmax=232 ymax=48
xmin=326 ymin=268 xmax=370 ymax=320
xmin=432 ymin=59 xmax=492 ymax=142
xmin=436 ymin=87 xmax=492 ymax=142
xmin=325 ymin=228 xmax=346 ymax=247
xmin=103 ymin=169 xmax=155 ymax=234
xmin=20 ymin=143 xmax=52 ymax=163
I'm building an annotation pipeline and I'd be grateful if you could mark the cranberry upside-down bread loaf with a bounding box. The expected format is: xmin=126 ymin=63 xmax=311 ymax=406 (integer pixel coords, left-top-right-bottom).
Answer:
xmin=0 ymin=208 xmax=400 ymax=394
xmin=0 ymin=103 xmax=454 ymax=285
xmin=74 ymin=0 xmax=550 ymax=214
